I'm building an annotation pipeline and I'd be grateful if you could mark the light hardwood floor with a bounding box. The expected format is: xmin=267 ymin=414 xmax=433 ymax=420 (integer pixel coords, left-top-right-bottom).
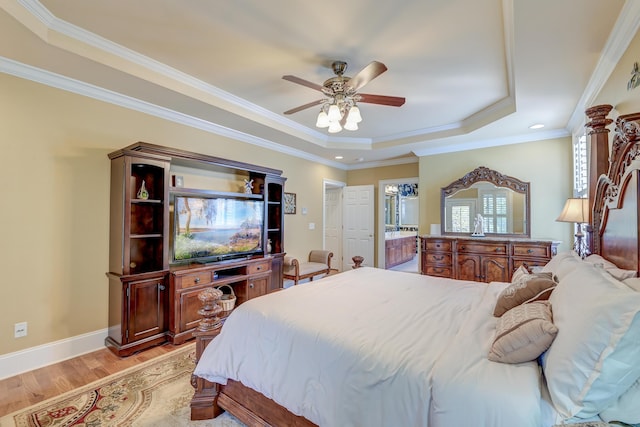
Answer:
xmin=0 ymin=341 xmax=191 ymax=416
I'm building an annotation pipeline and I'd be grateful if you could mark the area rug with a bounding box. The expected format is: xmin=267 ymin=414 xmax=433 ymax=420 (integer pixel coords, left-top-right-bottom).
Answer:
xmin=0 ymin=343 xmax=245 ymax=427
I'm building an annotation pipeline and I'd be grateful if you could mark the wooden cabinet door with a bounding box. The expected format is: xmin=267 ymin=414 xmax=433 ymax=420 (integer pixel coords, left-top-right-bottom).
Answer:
xmin=457 ymin=254 xmax=481 ymax=281
xmin=126 ymin=276 xmax=167 ymax=343
xmin=248 ymin=275 xmax=269 ymax=300
xmin=482 ymin=256 xmax=509 ymax=282
xmin=178 ymin=287 xmax=208 ymax=333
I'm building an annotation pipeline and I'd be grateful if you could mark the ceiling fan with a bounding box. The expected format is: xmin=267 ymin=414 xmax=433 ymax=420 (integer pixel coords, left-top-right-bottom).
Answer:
xmin=282 ymin=60 xmax=405 ymax=133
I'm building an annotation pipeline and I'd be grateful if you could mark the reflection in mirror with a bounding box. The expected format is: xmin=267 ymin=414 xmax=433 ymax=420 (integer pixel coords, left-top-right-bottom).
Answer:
xmin=385 ymin=183 xmax=419 ymax=232
xmin=441 ymin=167 xmax=530 ymax=237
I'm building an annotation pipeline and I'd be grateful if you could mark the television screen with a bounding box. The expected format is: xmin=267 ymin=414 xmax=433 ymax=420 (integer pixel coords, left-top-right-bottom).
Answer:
xmin=172 ymin=195 xmax=264 ymax=262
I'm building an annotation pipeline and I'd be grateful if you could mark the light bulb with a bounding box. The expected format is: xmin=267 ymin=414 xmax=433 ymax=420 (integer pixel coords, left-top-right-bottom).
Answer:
xmin=328 ymin=121 xmax=342 ymax=133
xmin=316 ymin=111 xmax=329 ymax=128
xmin=347 ymin=105 xmax=362 ymax=123
xmin=327 ymin=104 xmax=341 ymax=122
xmin=344 ymin=121 xmax=358 ymax=131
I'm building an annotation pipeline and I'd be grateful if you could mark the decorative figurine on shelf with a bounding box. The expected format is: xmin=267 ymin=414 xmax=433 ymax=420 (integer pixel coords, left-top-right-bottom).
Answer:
xmin=267 ymin=239 xmax=272 ymax=254
xmin=137 ymin=180 xmax=149 ymax=200
xmin=472 ymin=213 xmax=485 ymax=237
xmin=244 ymin=178 xmax=254 ymax=194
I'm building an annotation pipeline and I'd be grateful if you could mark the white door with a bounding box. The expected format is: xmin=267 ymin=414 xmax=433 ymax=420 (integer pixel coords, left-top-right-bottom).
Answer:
xmin=343 ymin=185 xmax=375 ymax=270
xmin=324 ymin=187 xmax=343 ymax=271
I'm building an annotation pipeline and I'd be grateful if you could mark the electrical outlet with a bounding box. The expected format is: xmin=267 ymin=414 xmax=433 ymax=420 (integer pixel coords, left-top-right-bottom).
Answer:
xmin=14 ymin=322 xmax=27 ymax=338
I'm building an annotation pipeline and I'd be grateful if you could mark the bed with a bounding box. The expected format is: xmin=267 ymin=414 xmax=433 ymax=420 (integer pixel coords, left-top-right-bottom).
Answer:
xmin=189 ymin=109 xmax=640 ymax=427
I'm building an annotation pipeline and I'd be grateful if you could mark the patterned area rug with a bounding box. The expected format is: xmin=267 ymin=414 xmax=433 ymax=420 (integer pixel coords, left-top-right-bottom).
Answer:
xmin=0 ymin=344 xmax=245 ymax=427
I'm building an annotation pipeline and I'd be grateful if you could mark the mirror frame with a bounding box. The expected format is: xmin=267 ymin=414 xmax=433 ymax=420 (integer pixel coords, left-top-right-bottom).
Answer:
xmin=441 ymin=166 xmax=531 ymax=238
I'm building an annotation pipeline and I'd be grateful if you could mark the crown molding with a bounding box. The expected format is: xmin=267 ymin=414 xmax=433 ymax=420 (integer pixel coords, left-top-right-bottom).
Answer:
xmin=567 ymin=0 xmax=640 ymax=135
xmin=412 ymin=128 xmax=570 ymax=157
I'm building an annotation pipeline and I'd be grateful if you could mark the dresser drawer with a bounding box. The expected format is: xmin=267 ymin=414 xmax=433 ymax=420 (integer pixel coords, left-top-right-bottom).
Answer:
xmin=248 ymin=261 xmax=270 ymax=275
xmin=425 ymin=253 xmax=452 ymax=265
xmin=512 ymin=243 xmax=550 ymax=258
xmin=177 ymin=271 xmax=213 ymax=288
xmin=424 ymin=266 xmax=453 ymax=278
xmin=458 ymin=241 xmax=508 ymax=255
xmin=425 ymin=239 xmax=452 ymax=252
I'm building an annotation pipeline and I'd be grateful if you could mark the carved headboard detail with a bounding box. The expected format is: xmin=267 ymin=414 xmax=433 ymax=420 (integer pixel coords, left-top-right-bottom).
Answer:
xmin=591 ymin=112 xmax=640 ymax=274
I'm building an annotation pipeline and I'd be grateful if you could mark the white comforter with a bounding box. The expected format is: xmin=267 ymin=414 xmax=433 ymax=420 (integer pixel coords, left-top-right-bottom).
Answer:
xmin=194 ymin=267 xmax=557 ymax=427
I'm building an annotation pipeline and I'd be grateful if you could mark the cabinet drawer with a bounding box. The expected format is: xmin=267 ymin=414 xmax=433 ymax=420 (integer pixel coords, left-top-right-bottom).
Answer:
xmin=248 ymin=261 xmax=270 ymax=275
xmin=425 ymin=240 xmax=452 ymax=252
xmin=425 ymin=253 xmax=452 ymax=265
xmin=177 ymin=271 xmax=212 ymax=288
xmin=424 ymin=266 xmax=453 ymax=278
xmin=512 ymin=244 xmax=550 ymax=258
xmin=512 ymin=258 xmax=549 ymax=273
xmin=458 ymin=242 xmax=507 ymax=255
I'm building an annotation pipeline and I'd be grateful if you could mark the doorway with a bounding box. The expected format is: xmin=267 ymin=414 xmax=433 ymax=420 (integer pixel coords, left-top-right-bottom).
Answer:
xmin=323 ymin=181 xmax=375 ymax=271
xmin=378 ymin=177 xmax=419 ymax=273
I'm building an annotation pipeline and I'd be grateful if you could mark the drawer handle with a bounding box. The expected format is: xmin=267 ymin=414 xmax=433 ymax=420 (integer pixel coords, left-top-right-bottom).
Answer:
xmin=434 ymin=255 xmax=444 ymax=261
xmin=495 ymin=248 xmax=503 ymax=252
xmin=461 ymin=246 xmax=465 ymax=250
xmin=158 ymin=284 xmax=165 ymax=291
xmin=256 ymin=266 xmax=262 ymax=271
xmin=527 ymin=249 xmax=533 ymax=253
xmin=436 ymin=244 xmax=441 ymax=248
xmin=194 ymin=277 xmax=200 ymax=283
xmin=249 ymin=282 xmax=254 ymax=289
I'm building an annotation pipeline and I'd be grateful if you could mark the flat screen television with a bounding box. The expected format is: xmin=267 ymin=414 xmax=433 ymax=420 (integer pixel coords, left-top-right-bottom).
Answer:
xmin=171 ymin=194 xmax=264 ymax=264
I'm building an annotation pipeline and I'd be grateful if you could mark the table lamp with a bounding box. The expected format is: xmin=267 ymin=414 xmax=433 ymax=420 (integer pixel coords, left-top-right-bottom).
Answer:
xmin=556 ymin=198 xmax=589 ymax=258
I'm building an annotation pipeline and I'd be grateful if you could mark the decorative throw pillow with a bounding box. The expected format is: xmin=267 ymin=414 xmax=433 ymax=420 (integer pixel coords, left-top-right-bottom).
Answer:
xmin=543 ymin=263 xmax=640 ymax=419
xmin=488 ymin=301 xmax=558 ymax=364
xmin=493 ymin=270 xmax=556 ymax=317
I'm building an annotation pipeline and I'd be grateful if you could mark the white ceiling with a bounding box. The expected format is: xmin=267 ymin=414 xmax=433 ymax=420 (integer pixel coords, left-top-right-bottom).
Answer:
xmin=0 ymin=0 xmax=635 ymax=168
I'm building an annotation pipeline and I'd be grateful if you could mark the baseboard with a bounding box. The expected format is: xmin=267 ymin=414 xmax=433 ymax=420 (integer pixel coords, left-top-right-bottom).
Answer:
xmin=0 ymin=328 xmax=108 ymax=380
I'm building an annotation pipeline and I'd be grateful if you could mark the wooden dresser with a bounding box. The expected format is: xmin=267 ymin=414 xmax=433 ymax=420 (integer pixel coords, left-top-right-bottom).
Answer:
xmin=420 ymin=236 xmax=559 ymax=283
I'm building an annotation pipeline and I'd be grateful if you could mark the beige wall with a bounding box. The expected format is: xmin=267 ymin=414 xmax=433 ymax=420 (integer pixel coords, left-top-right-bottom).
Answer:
xmin=0 ymin=73 xmax=345 ymax=355
xmin=418 ymin=138 xmax=574 ymax=249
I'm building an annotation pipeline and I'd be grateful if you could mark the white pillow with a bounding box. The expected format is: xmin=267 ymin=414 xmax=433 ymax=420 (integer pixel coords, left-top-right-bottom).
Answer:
xmin=585 ymin=254 xmax=638 ymax=280
xmin=623 ymin=277 xmax=640 ymax=291
xmin=600 ymin=378 xmax=640 ymax=424
xmin=543 ymin=263 xmax=640 ymax=419
xmin=584 ymin=254 xmax=618 ymax=270
xmin=541 ymin=251 xmax=582 ymax=280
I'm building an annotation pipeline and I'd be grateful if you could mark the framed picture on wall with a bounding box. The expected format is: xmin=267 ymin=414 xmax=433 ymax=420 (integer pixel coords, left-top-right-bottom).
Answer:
xmin=284 ymin=192 xmax=296 ymax=214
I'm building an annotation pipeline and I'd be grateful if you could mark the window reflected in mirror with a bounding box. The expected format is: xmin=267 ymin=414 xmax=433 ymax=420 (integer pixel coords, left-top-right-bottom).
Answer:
xmin=441 ymin=167 xmax=530 ymax=237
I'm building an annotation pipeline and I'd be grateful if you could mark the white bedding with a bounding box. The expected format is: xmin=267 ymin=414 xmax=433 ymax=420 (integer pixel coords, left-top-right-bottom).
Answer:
xmin=194 ymin=267 xmax=558 ymax=427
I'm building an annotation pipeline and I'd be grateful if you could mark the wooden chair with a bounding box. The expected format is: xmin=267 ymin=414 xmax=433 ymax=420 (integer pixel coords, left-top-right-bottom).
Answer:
xmin=283 ymin=250 xmax=333 ymax=285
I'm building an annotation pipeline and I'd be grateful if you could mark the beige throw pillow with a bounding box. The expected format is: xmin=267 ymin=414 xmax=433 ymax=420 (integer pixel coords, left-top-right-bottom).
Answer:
xmin=493 ymin=270 xmax=556 ymax=317
xmin=489 ymin=301 xmax=558 ymax=364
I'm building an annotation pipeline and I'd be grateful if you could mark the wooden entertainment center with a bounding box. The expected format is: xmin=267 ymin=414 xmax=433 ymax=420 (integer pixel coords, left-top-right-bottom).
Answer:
xmin=105 ymin=142 xmax=286 ymax=356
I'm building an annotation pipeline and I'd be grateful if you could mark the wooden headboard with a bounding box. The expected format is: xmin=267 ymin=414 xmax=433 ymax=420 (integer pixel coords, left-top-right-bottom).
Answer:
xmin=590 ymin=111 xmax=640 ymax=276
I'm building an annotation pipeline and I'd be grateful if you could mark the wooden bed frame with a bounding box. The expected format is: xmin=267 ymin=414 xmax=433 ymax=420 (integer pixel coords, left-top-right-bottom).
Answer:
xmin=189 ymin=106 xmax=640 ymax=426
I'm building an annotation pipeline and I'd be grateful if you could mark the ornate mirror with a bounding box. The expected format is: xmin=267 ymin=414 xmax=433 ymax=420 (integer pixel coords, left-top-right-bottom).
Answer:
xmin=441 ymin=166 xmax=530 ymax=238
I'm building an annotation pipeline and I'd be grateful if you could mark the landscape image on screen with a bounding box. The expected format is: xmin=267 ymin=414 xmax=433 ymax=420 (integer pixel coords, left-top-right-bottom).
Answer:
xmin=173 ymin=196 xmax=263 ymax=261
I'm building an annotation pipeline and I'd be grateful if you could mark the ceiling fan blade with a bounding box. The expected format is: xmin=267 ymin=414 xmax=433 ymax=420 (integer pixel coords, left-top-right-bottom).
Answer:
xmin=345 ymin=61 xmax=388 ymax=92
xmin=358 ymin=93 xmax=406 ymax=107
xmin=282 ymin=75 xmax=324 ymax=92
xmin=284 ymin=99 xmax=324 ymax=115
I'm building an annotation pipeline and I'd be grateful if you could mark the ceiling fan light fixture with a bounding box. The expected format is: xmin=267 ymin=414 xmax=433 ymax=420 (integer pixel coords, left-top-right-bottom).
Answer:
xmin=344 ymin=121 xmax=358 ymax=131
xmin=327 ymin=104 xmax=342 ymax=122
xmin=328 ymin=121 xmax=342 ymax=133
xmin=347 ymin=105 xmax=362 ymax=123
xmin=316 ymin=110 xmax=330 ymax=128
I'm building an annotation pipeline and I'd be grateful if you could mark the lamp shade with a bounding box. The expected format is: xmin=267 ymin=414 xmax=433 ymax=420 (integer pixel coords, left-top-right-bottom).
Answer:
xmin=556 ymin=198 xmax=589 ymax=223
